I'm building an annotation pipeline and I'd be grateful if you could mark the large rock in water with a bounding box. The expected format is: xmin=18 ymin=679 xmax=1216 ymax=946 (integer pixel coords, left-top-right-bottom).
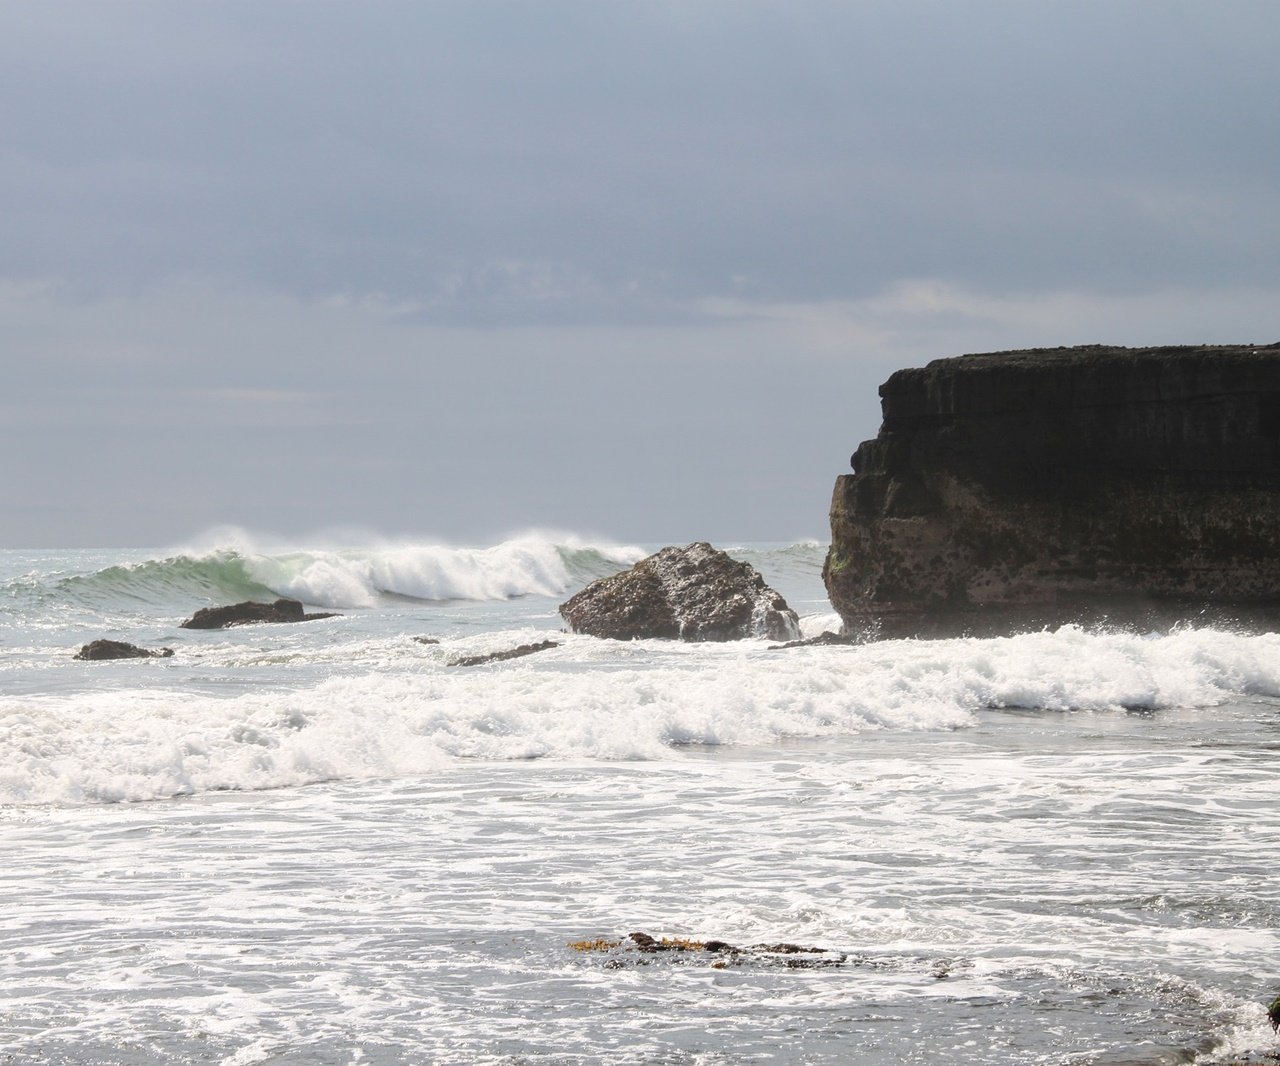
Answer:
xmin=180 ymin=598 xmax=340 ymax=629
xmin=825 ymin=344 xmax=1280 ymax=637
xmin=560 ymin=542 xmax=801 ymax=641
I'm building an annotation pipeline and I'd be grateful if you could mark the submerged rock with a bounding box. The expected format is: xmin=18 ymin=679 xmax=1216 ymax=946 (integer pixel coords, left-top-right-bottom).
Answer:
xmin=560 ymin=542 xmax=800 ymax=642
xmin=74 ymin=639 xmax=174 ymax=661
xmin=825 ymin=344 xmax=1280 ymax=637
xmin=180 ymin=598 xmax=340 ymax=630
xmin=570 ymin=931 xmax=846 ymax=969
xmin=768 ymin=630 xmax=856 ymax=650
xmin=449 ymin=640 xmax=560 ymax=667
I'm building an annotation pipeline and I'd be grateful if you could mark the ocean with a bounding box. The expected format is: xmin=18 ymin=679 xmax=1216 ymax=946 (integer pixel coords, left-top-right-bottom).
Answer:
xmin=2 ymin=533 xmax=1278 ymax=1065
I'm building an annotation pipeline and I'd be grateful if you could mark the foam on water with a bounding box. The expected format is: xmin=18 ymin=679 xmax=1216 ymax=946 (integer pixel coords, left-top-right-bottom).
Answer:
xmin=4 ymin=625 xmax=1279 ymax=807
xmin=799 ymin=610 xmax=843 ymax=638
xmin=7 ymin=539 xmax=1280 ymax=1063
xmin=4 ymin=744 xmax=1276 ymax=1065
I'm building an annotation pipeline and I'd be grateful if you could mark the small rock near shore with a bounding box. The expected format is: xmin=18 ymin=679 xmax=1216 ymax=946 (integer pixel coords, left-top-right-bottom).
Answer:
xmin=569 ymin=931 xmax=846 ymax=969
xmin=74 ymin=639 xmax=174 ymax=661
xmin=449 ymin=640 xmax=560 ymax=667
xmin=768 ymin=630 xmax=857 ymax=650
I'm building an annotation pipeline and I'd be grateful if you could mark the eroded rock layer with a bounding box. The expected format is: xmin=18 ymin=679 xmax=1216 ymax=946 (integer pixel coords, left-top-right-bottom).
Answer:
xmin=824 ymin=344 xmax=1280 ymax=636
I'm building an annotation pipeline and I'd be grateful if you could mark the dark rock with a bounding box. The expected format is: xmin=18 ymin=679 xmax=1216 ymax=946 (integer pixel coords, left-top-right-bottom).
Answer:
xmin=572 ymin=932 xmax=846 ymax=968
xmin=768 ymin=630 xmax=856 ymax=650
xmin=412 ymin=636 xmax=441 ymax=645
xmin=74 ymin=639 xmax=174 ymax=661
xmin=449 ymin=640 xmax=560 ymax=667
xmin=754 ymin=942 xmax=828 ymax=954
xmin=825 ymin=344 xmax=1280 ymax=637
xmin=180 ymin=598 xmax=340 ymax=630
xmin=560 ymin=542 xmax=801 ymax=642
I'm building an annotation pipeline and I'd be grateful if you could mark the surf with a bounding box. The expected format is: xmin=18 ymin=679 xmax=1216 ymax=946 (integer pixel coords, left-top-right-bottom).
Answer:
xmin=6 ymin=531 xmax=649 ymax=613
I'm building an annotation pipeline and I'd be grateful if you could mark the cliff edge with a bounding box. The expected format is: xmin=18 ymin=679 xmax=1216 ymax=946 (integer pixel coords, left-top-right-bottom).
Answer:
xmin=824 ymin=343 xmax=1280 ymax=637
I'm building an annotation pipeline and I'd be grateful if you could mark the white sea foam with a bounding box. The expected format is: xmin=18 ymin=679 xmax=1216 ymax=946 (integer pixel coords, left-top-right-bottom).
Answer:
xmin=799 ymin=611 xmax=843 ymax=638
xmin=8 ymin=538 xmax=1280 ymax=1066
xmin=172 ymin=529 xmax=647 ymax=607
xmin=4 ymin=625 xmax=1279 ymax=806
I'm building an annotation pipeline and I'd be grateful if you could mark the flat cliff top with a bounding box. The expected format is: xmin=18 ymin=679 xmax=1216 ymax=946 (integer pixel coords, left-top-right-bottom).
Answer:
xmin=879 ymin=342 xmax=1280 ymax=413
xmin=929 ymin=342 xmax=1280 ymax=373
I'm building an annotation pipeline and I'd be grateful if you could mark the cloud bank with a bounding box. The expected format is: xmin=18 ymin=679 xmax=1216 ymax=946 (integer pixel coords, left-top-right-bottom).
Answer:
xmin=2 ymin=2 xmax=1277 ymax=544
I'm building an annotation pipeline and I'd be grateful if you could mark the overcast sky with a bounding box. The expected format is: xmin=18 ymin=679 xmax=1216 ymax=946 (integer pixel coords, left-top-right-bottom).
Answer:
xmin=3 ymin=1 xmax=1278 ymax=547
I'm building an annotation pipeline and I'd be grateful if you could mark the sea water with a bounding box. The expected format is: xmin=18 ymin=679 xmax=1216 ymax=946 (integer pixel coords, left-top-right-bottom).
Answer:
xmin=2 ymin=534 xmax=1278 ymax=1064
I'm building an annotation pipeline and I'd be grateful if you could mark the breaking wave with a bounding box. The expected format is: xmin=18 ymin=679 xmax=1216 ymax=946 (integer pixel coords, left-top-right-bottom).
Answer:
xmin=40 ymin=533 xmax=647 ymax=610
xmin=4 ymin=625 xmax=1280 ymax=806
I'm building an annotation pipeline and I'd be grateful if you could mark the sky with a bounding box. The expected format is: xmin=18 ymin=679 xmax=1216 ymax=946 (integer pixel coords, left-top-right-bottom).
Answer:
xmin=3 ymin=1 xmax=1278 ymax=547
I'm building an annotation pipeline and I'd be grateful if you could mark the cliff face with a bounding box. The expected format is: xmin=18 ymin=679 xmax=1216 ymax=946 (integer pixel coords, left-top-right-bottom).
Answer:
xmin=824 ymin=344 xmax=1280 ymax=636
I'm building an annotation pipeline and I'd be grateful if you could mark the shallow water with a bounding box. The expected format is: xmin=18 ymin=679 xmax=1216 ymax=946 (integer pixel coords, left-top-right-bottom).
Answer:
xmin=2 ymin=538 xmax=1279 ymax=1063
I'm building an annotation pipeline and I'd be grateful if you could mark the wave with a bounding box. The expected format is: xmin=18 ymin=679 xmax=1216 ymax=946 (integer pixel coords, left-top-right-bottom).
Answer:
xmin=55 ymin=552 xmax=277 ymax=608
xmin=722 ymin=539 xmax=826 ymax=575
xmin=34 ymin=533 xmax=649 ymax=611
xmin=11 ymin=535 xmax=828 ymax=613
xmin=4 ymin=624 xmax=1278 ymax=806
xmin=717 ymin=540 xmax=829 ymax=608
xmin=241 ymin=536 xmax=646 ymax=608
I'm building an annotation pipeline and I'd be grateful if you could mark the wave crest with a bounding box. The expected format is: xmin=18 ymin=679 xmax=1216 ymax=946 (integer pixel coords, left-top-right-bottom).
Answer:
xmin=247 ymin=535 xmax=645 ymax=607
xmin=42 ymin=533 xmax=647 ymax=610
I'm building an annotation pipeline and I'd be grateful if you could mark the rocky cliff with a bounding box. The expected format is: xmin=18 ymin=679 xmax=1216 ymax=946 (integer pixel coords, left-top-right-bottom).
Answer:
xmin=824 ymin=344 xmax=1280 ymax=637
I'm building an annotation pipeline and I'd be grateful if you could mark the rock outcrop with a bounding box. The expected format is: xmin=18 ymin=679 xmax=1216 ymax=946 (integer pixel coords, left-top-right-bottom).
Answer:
xmin=180 ymin=598 xmax=340 ymax=630
xmin=825 ymin=344 xmax=1280 ymax=637
xmin=768 ymin=630 xmax=856 ymax=650
xmin=560 ymin=542 xmax=801 ymax=642
xmin=74 ymin=639 xmax=175 ymax=661
xmin=449 ymin=640 xmax=560 ymax=667
xmin=569 ymin=931 xmax=846 ymax=969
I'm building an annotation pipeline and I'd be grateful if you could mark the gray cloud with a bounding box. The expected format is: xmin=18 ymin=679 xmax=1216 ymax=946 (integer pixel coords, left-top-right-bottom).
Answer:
xmin=4 ymin=1 xmax=1277 ymax=319
xmin=2 ymin=2 xmax=1278 ymax=544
